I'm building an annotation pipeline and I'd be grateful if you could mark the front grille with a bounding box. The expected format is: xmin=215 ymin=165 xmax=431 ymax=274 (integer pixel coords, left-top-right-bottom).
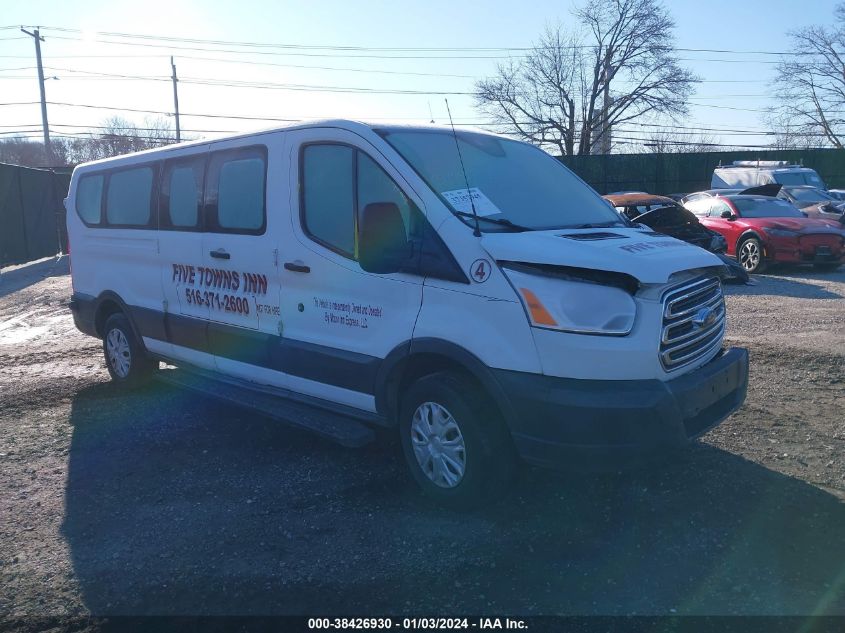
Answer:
xmin=660 ymin=277 xmax=725 ymax=371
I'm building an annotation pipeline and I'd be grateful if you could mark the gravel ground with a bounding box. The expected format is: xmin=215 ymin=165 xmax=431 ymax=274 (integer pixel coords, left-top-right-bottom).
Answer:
xmin=0 ymin=257 xmax=843 ymax=622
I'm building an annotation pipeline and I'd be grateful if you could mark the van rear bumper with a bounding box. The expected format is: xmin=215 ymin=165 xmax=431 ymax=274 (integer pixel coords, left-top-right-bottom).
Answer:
xmin=495 ymin=347 xmax=749 ymax=469
xmin=68 ymin=292 xmax=98 ymax=337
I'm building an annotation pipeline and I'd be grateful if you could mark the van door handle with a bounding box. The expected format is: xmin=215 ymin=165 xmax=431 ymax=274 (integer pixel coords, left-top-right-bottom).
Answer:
xmin=284 ymin=261 xmax=310 ymax=273
xmin=210 ymin=249 xmax=230 ymax=260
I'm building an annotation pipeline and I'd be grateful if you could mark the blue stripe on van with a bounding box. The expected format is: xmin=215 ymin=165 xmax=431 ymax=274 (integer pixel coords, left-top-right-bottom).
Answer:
xmin=130 ymin=306 xmax=380 ymax=395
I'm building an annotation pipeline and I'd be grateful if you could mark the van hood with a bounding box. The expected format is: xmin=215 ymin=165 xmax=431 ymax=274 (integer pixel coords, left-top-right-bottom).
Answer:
xmin=480 ymin=227 xmax=723 ymax=284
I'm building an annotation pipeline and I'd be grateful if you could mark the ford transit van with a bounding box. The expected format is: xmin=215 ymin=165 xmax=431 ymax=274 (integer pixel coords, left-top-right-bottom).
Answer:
xmin=67 ymin=121 xmax=749 ymax=506
xmin=712 ymin=161 xmax=825 ymax=190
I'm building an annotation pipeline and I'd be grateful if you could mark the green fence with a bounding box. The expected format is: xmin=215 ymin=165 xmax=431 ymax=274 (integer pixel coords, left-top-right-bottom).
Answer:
xmin=0 ymin=162 xmax=71 ymax=266
xmin=559 ymin=148 xmax=845 ymax=196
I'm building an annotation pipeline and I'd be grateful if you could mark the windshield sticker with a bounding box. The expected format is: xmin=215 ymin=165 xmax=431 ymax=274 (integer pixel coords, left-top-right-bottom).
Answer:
xmin=441 ymin=188 xmax=501 ymax=217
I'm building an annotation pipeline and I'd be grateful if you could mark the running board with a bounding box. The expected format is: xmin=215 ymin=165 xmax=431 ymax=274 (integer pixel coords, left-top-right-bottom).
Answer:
xmin=155 ymin=367 xmax=376 ymax=448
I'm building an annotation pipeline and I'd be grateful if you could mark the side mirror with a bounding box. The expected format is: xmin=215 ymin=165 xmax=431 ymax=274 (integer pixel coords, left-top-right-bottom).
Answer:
xmin=720 ymin=210 xmax=736 ymax=220
xmin=358 ymin=202 xmax=411 ymax=274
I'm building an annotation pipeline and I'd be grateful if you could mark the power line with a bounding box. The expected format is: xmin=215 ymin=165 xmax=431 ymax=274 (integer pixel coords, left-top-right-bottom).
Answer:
xmin=43 ymin=35 xmax=523 ymax=59
xmin=8 ymin=99 xmax=793 ymax=133
xmin=5 ymin=63 xmax=782 ymax=98
xmin=27 ymin=26 xmax=820 ymax=57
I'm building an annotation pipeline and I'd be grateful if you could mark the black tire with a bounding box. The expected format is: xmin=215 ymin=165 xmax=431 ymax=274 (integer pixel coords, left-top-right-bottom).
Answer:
xmin=102 ymin=313 xmax=156 ymax=385
xmin=813 ymin=263 xmax=841 ymax=272
xmin=736 ymin=236 xmax=766 ymax=274
xmin=399 ymin=371 xmax=516 ymax=508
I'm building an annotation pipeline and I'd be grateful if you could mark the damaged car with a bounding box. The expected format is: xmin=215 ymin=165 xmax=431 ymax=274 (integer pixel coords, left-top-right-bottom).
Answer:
xmin=604 ymin=193 xmax=750 ymax=283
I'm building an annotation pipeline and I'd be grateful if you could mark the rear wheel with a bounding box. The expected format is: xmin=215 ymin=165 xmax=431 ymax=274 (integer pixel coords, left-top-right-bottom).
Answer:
xmin=737 ymin=237 xmax=766 ymax=274
xmin=399 ymin=371 xmax=516 ymax=508
xmin=102 ymin=313 xmax=156 ymax=385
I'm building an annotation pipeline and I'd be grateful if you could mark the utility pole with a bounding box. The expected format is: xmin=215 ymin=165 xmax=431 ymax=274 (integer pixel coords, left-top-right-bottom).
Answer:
xmin=171 ymin=56 xmax=181 ymax=143
xmin=20 ymin=27 xmax=50 ymax=152
xmin=600 ymin=57 xmax=611 ymax=155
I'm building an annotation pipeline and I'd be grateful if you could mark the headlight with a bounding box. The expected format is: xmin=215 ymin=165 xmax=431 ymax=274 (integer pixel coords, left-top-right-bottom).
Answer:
xmin=502 ymin=266 xmax=636 ymax=335
xmin=762 ymin=227 xmax=799 ymax=237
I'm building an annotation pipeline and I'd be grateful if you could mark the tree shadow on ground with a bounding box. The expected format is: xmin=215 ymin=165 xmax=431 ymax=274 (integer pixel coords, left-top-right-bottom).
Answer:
xmin=61 ymin=380 xmax=845 ymax=616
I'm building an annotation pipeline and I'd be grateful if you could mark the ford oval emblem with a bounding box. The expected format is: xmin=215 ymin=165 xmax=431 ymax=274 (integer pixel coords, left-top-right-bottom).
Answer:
xmin=692 ymin=307 xmax=717 ymax=329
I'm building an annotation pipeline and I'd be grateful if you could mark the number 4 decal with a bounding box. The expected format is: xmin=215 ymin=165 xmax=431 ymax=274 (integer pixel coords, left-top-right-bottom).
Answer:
xmin=470 ymin=258 xmax=491 ymax=283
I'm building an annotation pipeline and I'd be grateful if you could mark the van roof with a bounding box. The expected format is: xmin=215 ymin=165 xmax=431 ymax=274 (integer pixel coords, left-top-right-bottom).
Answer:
xmin=71 ymin=119 xmax=507 ymax=171
xmin=716 ymin=163 xmax=813 ymax=172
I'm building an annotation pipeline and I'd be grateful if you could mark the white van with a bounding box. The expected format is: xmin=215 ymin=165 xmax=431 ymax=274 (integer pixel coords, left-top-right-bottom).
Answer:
xmin=67 ymin=120 xmax=748 ymax=506
xmin=712 ymin=161 xmax=826 ymax=190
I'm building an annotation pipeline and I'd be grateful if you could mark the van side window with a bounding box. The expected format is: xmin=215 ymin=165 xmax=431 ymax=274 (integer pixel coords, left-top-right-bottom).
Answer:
xmin=301 ymin=144 xmax=416 ymax=259
xmin=106 ymin=166 xmax=154 ymax=227
xmin=205 ymin=146 xmax=267 ymax=234
xmin=161 ymin=157 xmax=204 ymax=230
xmin=302 ymin=144 xmax=356 ymax=256
xmin=357 ymin=153 xmax=414 ymax=239
xmin=76 ymin=174 xmax=104 ymax=225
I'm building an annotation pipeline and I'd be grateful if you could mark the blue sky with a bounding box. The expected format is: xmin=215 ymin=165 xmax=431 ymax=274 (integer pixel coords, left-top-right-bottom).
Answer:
xmin=0 ymin=0 xmax=840 ymax=150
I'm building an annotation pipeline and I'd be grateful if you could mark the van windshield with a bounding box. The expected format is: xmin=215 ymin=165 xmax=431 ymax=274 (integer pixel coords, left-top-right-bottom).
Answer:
xmin=376 ymin=128 xmax=624 ymax=232
xmin=774 ymin=171 xmax=825 ymax=187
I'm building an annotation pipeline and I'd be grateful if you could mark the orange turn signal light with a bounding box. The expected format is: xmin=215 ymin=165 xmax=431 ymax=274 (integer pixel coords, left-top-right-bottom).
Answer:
xmin=519 ymin=288 xmax=558 ymax=326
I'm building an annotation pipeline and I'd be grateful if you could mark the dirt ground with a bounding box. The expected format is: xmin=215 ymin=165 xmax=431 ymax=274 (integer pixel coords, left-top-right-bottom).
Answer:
xmin=0 ymin=256 xmax=844 ymax=622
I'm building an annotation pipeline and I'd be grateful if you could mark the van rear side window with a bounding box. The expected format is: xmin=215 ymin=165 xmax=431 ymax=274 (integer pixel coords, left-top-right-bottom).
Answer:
xmin=161 ymin=158 xmax=205 ymax=230
xmin=219 ymin=159 xmax=264 ymax=230
xmin=205 ymin=146 xmax=267 ymax=234
xmin=107 ymin=166 xmax=154 ymax=227
xmin=76 ymin=174 xmax=104 ymax=225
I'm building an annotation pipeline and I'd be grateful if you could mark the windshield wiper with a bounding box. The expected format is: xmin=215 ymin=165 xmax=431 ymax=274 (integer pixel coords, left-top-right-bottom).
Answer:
xmin=452 ymin=210 xmax=531 ymax=231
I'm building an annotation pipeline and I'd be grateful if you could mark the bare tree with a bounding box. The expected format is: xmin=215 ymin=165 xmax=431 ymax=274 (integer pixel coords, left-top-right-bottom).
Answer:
xmin=0 ymin=117 xmax=180 ymax=168
xmin=641 ymin=128 xmax=720 ymax=153
xmin=763 ymin=110 xmax=820 ymax=150
xmin=475 ymin=0 xmax=698 ymax=155
xmin=772 ymin=3 xmax=845 ymax=149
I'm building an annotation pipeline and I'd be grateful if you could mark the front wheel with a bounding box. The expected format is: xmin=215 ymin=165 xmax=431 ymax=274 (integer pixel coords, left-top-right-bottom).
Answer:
xmin=399 ymin=371 xmax=516 ymax=508
xmin=737 ymin=237 xmax=766 ymax=274
xmin=102 ymin=313 xmax=156 ymax=385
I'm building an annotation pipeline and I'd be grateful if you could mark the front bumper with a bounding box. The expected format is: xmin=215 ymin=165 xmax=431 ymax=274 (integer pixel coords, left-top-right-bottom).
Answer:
xmin=495 ymin=347 xmax=749 ymax=469
xmin=765 ymin=234 xmax=845 ymax=264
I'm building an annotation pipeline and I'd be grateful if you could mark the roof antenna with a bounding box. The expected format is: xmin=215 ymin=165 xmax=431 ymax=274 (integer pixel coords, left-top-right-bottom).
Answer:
xmin=428 ymin=101 xmax=435 ymax=124
xmin=445 ymin=98 xmax=481 ymax=237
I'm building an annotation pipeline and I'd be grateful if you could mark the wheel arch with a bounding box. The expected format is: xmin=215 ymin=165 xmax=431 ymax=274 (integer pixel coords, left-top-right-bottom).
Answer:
xmin=735 ymin=229 xmax=766 ymax=256
xmin=375 ymin=338 xmax=516 ymax=430
xmin=93 ymin=291 xmax=145 ymax=349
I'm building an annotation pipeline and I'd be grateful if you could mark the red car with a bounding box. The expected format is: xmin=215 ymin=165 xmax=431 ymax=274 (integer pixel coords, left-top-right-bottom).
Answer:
xmin=684 ymin=193 xmax=845 ymax=274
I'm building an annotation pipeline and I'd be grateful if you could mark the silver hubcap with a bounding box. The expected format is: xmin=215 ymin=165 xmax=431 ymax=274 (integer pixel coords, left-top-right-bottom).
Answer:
xmin=739 ymin=241 xmax=760 ymax=271
xmin=410 ymin=402 xmax=467 ymax=488
xmin=106 ymin=328 xmax=131 ymax=378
